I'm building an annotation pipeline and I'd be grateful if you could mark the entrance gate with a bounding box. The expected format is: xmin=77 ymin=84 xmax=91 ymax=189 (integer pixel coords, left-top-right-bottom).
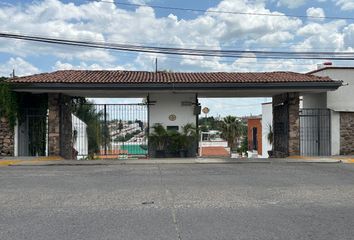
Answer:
xmin=18 ymin=108 xmax=48 ymax=156
xmin=72 ymin=104 xmax=148 ymax=159
xmin=300 ymin=108 xmax=331 ymax=156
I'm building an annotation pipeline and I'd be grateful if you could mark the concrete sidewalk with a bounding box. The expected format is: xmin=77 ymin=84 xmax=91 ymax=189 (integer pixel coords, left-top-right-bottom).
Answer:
xmin=0 ymin=156 xmax=343 ymax=167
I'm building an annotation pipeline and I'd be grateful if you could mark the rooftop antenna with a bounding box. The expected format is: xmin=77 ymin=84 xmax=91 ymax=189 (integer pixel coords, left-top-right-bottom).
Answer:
xmin=155 ymin=58 xmax=158 ymax=73
xmin=10 ymin=69 xmax=15 ymax=78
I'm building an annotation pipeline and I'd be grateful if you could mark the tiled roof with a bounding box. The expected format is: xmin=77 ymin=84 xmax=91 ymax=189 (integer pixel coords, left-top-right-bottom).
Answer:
xmin=10 ymin=70 xmax=333 ymax=84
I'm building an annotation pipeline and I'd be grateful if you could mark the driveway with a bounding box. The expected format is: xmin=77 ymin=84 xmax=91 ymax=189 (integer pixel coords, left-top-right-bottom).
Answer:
xmin=1 ymin=163 xmax=354 ymax=239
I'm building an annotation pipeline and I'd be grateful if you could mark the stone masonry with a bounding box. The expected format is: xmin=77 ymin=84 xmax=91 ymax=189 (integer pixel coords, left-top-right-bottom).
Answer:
xmin=48 ymin=93 xmax=73 ymax=159
xmin=272 ymin=93 xmax=300 ymax=157
xmin=340 ymin=112 xmax=354 ymax=155
xmin=48 ymin=94 xmax=61 ymax=156
xmin=0 ymin=116 xmax=14 ymax=156
xmin=60 ymin=94 xmax=73 ymax=160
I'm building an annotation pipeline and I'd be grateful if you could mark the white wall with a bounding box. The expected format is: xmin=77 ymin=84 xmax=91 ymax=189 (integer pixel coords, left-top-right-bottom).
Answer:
xmin=72 ymin=114 xmax=88 ymax=157
xmin=312 ymin=69 xmax=354 ymax=112
xmin=311 ymin=68 xmax=354 ymax=156
xmin=302 ymin=93 xmax=327 ymax=108
xmin=149 ymin=93 xmax=197 ymax=131
xmin=261 ymin=102 xmax=273 ymax=158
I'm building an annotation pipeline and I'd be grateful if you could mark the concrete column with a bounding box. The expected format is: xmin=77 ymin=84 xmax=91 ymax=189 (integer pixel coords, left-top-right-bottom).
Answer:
xmin=48 ymin=93 xmax=72 ymax=159
xmin=272 ymin=93 xmax=300 ymax=157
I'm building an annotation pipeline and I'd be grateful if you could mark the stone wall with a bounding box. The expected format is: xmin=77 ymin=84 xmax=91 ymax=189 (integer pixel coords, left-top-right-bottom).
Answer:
xmin=272 ymin=93 xmax=300 ymax=157
xmin=60 ymin=94 xmax=73 ymax=159
xmin=340 ymin=112 xmax=354 ymax=155
xmin=0 ymin=117 xmax=14 ymax=156
xmin=288 ymin=93 xmax=300 ymax=156
xmin=48 ymin=93 xmax=73 ymax=159
xmin=48 ymin=94 xmax=61 ymax=156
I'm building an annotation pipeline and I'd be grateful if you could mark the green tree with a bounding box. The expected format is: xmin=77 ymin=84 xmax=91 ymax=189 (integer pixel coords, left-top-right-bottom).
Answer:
xmin=220 ymin=116 xmax=245 ymax=151
xmin=0 ymin=77 xmax=18 ymax=128
xmin=71 ymin=98 xmax=104 ymax=157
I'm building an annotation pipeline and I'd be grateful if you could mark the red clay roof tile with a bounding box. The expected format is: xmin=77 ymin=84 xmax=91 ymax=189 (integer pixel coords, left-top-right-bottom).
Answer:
xmin=9 ymin=70 xmax=333 ymax=84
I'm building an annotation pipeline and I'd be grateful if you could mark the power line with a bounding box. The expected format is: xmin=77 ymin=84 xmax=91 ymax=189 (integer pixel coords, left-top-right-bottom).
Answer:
xmin=85 ymin=0 xmax=354 ymax=21
xmin=1 ymin=32 xmax=354 ymax=60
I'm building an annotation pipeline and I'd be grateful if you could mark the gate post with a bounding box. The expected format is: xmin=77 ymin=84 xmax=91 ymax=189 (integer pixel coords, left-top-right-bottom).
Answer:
xmin=48 ymin=93 xmax=73 ymax=159
xmin=48 ymin=94 xmax=61 ymax=156
xmin=272 ymin=93 xmax=300 ymax=157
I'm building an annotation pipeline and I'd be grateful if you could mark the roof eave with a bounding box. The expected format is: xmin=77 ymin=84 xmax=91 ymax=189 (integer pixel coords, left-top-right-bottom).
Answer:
xmin=10 ymin=81 xmax=342 ymax=91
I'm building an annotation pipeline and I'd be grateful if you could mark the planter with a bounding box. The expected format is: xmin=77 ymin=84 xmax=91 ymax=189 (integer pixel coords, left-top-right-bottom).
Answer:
xmin=267 ymin=150 xmax=273 ymax=158
xmin=155 ymin=150 xmax=166 ymax=158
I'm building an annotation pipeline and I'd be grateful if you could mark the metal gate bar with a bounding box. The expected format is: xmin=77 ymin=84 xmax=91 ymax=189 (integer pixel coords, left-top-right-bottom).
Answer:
xmin=72 ymin=103 xmax=148 ymax=159
xmin=300 ymin=108 xmax=331 ymax=156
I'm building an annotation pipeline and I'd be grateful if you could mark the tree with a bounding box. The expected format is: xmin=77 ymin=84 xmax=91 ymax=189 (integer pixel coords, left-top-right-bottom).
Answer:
xmin=0 ymin=77 xmax=18 ymax=128
xmin=71 ymin=98 xmax=104 ymax=157
xmin=220 ymin=115 xmax=245 ymax=151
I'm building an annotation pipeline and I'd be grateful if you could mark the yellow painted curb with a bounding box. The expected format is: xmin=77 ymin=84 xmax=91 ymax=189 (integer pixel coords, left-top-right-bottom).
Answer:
xmin=339 ymin=158 xmax=354 ymax=163
xmin=287 ymin=156 xmax=316 ymax=160
xmin=0 ymin=160 xmax=22 ymax=166
xmin=35 ymin=156 xmax=64 ymax=161
xmin=0 ymin=156 xmax=64 ymax=167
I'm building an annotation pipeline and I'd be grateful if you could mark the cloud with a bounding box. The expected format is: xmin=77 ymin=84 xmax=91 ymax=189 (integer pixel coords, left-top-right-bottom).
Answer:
xmin=0 ymin=0 xmax=351 ymax=75
xmin=277 ymin=0 xmax=306 ymax=9
xmin=0 ymin=0 xmax=301 ymax=66
xmin=306 ymin=7 xmax=325 ymax=21
xmin=296 ymin=20 xmax=346 ymax=51
xmin=343 ymin=24 xmax=354 ymax=50
xmin=334 ymin=0 xmax=354 ymax=11
xmin=0 ymin=57 xmax=40 ymax=77
xmin=53 ymin=61 xmax=133 ymax=71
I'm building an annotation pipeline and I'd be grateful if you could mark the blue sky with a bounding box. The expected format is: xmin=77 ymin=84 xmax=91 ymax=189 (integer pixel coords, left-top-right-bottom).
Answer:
xmin=1 ymin=0 xmax=354 ymax=116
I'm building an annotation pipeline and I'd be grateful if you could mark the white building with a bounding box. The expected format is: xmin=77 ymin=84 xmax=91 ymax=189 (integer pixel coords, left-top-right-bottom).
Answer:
xmin=261 ymin=66 xmax=354 ymax=156
xmin=261 ymin=102 xmax=273 ymax=158
xmin=303 ymin=66 xmax=354 ymax=155
xmin=72 ymin=114 xmax=88 ymax=158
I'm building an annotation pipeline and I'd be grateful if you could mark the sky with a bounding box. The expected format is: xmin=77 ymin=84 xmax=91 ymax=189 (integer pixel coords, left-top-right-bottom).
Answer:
xmin=0 ymin=0 xmax=354 ymax=116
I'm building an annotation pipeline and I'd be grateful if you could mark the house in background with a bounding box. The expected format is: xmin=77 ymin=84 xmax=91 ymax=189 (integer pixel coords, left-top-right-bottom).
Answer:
xmin=247 ymin=117 xmax=262 ymax=157
xmin=72 ymin=114 xmax=88 ymax=159
xmin=199 ymin=130 xmax=230 ymax=157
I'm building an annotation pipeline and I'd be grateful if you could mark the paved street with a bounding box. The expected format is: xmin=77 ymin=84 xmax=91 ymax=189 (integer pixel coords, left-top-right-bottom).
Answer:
xmin=1 ymin=163 xmax=354 ymax=240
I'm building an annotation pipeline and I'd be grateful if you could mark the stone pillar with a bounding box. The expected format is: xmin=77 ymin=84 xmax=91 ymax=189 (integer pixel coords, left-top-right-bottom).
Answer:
xmin=272 ymin=93 xmax=300 ymax=157
xmin=288 ymin=93 xmax=300 ymax=156
xmin=60 ymin=95 xmax=73 ymax=160
xmin=48 ymin=93 xmax=72 ymax=159
xmin=48 ymin=94 xmax=61 ymax=156
xmin=0 ymin=117 xmax=14 ymax=156
xmin=340 ymin=112 xmax=354 ymax=155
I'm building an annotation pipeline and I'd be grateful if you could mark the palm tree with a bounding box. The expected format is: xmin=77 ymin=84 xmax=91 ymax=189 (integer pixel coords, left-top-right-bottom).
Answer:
xmin=220 ymin=116 xmax=244 ymax=151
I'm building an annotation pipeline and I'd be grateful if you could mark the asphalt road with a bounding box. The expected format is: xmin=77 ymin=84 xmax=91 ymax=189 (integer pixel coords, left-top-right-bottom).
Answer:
xmin=1 ymin=163 xmax=354 ymax=240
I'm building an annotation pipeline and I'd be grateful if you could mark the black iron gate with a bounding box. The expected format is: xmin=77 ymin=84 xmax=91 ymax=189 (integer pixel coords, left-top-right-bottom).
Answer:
xmin=18 ymin=108 xmax=48 ymax=156
xmin=72 ymin=104 xmax=148 ymax=159
xmin=300 ymin=108 xmax=331 ymax=156
xmin=273 ymin=103 xmax=289 ymax=155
